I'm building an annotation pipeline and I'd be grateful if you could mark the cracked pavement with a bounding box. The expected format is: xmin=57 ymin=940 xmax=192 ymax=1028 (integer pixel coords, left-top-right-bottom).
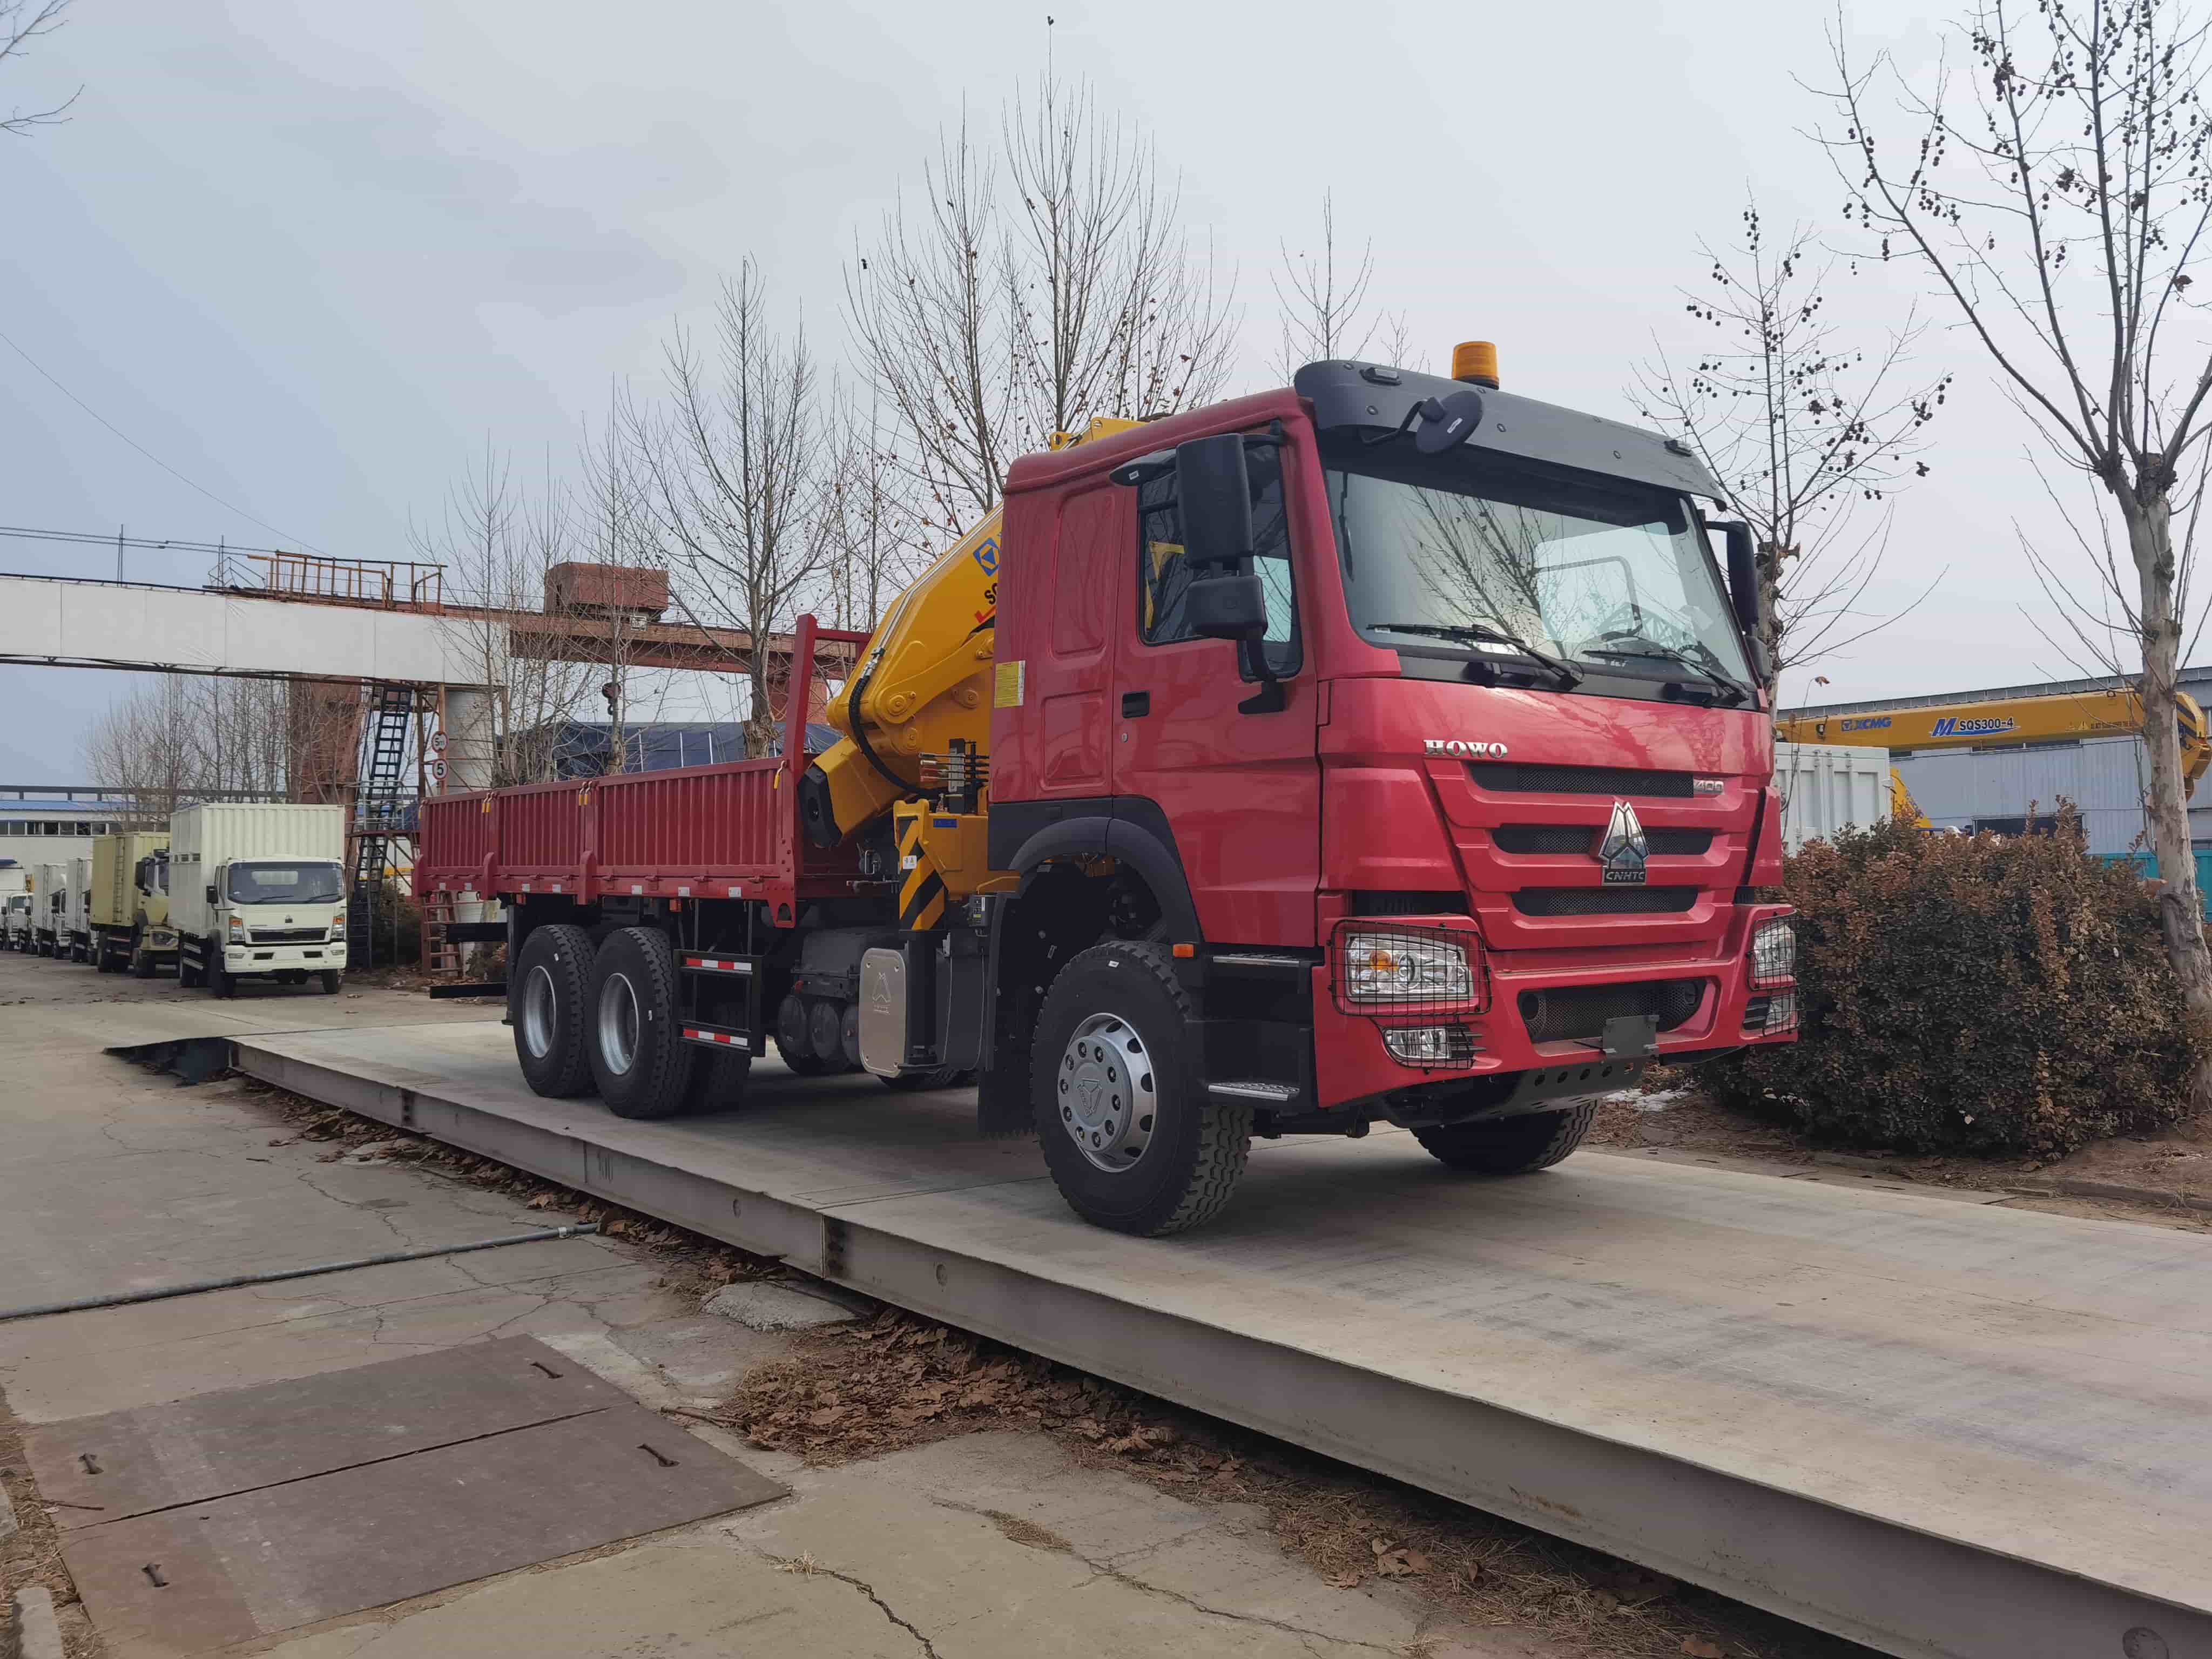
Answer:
xmin=1 ymin=955 xmax=1568 ymax=1658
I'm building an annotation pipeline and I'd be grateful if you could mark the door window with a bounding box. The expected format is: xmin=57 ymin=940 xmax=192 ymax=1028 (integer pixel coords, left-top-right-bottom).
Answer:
xmin=1135 ymin=441 xmax=1300 ymax=677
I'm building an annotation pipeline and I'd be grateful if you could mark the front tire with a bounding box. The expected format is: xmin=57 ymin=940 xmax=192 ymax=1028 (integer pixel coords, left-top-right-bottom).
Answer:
xmin=207 ymin=953 xmax=235 ymax=999
xmin=1412 ymin=1103 xmax=1597 ymax=1174
xmin=1033 ymin=942 xmax=1250 ymax=1236
xmin=588 ymin=926 xmax=696 ymax=1120
xmin=510 ymin=923 xmax=595 ymax=1098
xmin=318 ymin=970 xmax=342 ymax=995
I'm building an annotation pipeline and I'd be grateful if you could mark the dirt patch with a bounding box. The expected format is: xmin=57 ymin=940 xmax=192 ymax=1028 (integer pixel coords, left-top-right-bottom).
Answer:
xmin=712 ymin=1310 xmax=1863 ymax=1659
xmin=1 ymin=1391 xmax=101 ymax=1659
xmin=1589 ymin=1067 xmax=2212 ymax=1231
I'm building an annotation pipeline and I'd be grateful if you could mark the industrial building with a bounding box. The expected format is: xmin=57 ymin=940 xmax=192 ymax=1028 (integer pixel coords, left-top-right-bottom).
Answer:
xmin=0 ymin=786 xmax=141 ymax=876
xmin=1783 ymin=665 xmax=2212 ymax=854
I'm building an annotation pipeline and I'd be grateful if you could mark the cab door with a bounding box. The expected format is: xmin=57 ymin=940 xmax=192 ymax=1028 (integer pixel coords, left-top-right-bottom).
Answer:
xmin=1110 ymin=433 xmax=1321 ymax=946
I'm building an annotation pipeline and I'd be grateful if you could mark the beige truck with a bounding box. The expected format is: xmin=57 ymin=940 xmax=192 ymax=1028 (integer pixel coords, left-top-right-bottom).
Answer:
xmin=91 ymin=831 xmax=175 ymax=977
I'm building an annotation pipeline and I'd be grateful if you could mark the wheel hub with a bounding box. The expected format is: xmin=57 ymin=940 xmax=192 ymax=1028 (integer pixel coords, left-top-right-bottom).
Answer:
xmin=598 ymin=970 xmax=640 ymax=1075
xmin=521 ymin=965 xmax=557 ymax=1058
xmin=1056 ymin=1012 xmax=1157 ymax=1172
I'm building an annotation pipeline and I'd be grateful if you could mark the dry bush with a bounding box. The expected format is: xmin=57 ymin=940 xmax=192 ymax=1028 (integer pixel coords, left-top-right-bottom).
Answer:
xmin=1714 ymin=812 xmax=2207 ymax=1154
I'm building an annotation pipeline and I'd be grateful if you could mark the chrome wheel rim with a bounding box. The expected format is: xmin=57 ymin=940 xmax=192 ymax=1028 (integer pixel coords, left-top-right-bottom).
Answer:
xmin=521 ymin=965 xmax=557 ymax=1059
xmin=598 ymin=970 xmax=640 ymax=1075
xmin=1057 ymin=1012 xmax=1157 ymax=1172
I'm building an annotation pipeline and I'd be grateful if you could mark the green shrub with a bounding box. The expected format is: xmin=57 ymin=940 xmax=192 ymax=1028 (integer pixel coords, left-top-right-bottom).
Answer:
xmin=1714 ymin=811 xmax=2207 ymax=1155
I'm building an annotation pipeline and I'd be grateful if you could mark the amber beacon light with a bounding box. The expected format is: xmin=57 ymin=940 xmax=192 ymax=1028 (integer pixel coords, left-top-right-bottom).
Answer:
xmin=1451 ymin=340 xmax=1500 ymax=389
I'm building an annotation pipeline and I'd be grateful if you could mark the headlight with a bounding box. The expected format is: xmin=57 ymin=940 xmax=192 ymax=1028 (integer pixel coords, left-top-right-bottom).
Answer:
xmin=1340 ymin=930 xmax=1474 ymax=1004
xmin=328 ymin=922 xmax=347 ymax=942
xmin=227 ymin=915 xmax=246 ymax=939
xmin=1750 ymin=916 xmax=1796 ymax=987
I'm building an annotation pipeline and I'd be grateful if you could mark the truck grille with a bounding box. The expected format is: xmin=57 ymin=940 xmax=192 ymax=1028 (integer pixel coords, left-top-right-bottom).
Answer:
xmin=1513 ymin=887 xmax=1698 ymax=916
xmin=1493 ymin=825 xmax=1714 ymax=856
xmin=1519 ymin=979 xmax=1709 ymax=1043
xmin=1349 ymin=890 xmax=1471 ymax=915
xmin=251 ymin=927 xmax=328 ymax=944
xmin=1468 ymin=762 xmax=1694 ymax=798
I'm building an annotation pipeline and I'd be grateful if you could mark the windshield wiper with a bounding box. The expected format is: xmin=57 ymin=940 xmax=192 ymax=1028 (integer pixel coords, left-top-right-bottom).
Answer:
xmin=1371 ymin=622 xmax=1584 ymax=687
xmin=1582 ymin=636 xmax=1750 ymax=706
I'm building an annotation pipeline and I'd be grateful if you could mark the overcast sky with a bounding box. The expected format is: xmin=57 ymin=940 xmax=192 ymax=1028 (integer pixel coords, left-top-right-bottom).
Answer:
xmin=0 ymin=0 xmax=2155 ymax=778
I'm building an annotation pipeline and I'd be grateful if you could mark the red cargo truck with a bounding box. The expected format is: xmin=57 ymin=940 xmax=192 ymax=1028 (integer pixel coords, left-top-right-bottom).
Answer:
xmin=418 ymin=352 xmax=1798 ymax=1235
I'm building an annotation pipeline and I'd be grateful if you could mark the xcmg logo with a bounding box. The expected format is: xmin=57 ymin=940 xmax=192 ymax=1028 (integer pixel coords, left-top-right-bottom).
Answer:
xmin=970 ymin=535 xmax=1000 ymax=576
xmin=1931 ymin=716 xmax=2017 ymax=738
xmin=1840 ymin=717 xmax=1892 ymax=731
xmin=1424 ymin=738 xmax=1510 ymax=758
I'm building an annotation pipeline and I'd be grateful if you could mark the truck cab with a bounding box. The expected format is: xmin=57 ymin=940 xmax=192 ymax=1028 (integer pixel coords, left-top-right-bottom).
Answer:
xmin=973 ymin=354 xmax=1794 ymax=1225
xmin=2 ymin=892 xmax=30 ymax=952
xmin=197 ymin=859 xmax=347 ymax=993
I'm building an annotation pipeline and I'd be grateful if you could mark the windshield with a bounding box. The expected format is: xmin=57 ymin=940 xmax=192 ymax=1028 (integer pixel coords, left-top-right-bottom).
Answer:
xmin=1320 ymin=435 xmax=1752 ymax=690
xmin=227 ymin=861 xmax=345 ymax=905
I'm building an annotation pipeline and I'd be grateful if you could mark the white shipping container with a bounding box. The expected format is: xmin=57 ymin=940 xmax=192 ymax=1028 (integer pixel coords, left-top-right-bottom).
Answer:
xmin=34 ymin=861 xmax=68 ymax=933
xmin=1775 ymin=741 xmax=1892 ymax=853
xmin=68 ymin=856 xmax=92 ymax=936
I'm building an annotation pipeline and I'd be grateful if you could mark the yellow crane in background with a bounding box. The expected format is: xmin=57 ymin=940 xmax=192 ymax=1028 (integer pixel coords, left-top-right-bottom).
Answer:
xmin=1777 ymin=684 xmax=2212 ymax=831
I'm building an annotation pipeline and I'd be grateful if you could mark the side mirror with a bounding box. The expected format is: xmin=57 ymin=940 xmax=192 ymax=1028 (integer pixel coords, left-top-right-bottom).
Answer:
xmin=1174 ymin=434 xmax=1252 ymax=567
xmin=205 ymin=884 xmax=218 ymax=903
xmin=1187 ymin=571 xmax=1267 ymax=641
xmin=1715 ymin=520 xmax=1770 ymax=680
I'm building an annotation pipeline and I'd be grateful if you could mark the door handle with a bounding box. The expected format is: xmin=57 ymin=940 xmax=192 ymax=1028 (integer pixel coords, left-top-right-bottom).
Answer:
xmin=1120 ymin=692 xmax=1150 ymax=718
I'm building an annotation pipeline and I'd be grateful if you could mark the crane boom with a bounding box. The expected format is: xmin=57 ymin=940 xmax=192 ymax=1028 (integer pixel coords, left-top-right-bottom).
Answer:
xmin=1778 ymin=685 xmax=2211 ymax=798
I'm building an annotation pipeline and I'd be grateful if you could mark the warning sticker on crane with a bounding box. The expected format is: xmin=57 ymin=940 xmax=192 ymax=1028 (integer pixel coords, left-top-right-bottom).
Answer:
xmin=994 ymin=659 xmax=1025 ymax=709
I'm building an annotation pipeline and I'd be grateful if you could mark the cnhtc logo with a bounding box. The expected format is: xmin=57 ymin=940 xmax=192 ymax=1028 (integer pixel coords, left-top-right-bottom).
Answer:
xmin=1598 ymin=800 xmax=1649 ymax=886
xmin=1423 ymin=738 xmax=1510 ymax=758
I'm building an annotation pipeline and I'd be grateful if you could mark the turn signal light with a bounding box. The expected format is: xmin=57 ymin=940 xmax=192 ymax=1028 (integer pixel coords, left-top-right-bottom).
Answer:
xmin=1452 ymin=341 xmax=1500 ymax=389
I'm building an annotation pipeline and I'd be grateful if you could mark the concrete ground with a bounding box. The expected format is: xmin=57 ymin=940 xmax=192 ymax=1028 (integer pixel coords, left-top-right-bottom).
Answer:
xmin=0 ymin=949 xmax=1567 ymax=1659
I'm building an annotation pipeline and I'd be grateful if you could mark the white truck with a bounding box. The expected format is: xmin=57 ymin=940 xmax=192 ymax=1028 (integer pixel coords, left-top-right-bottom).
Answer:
xmin=0 ymin=864 xmax=29 ymax=952
xmin=32 ymin=861 xmax=68 ymax=957
xmin=64 ymin=854 xmax=93 ymax=961
xmin=170 ymin=804 xmax=348 ymax=997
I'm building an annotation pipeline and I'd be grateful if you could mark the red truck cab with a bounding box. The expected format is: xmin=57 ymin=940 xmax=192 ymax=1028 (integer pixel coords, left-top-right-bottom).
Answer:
xmin=975 ymin=356 xmax=1794 ymax=1226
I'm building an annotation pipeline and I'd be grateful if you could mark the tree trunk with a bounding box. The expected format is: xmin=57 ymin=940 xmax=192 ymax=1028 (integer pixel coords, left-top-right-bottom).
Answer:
xmin=2125 ymin=490 xmax=2212 ymax=1103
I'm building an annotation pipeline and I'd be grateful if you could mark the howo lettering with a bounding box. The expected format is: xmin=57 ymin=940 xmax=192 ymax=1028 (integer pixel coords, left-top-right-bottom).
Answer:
xmin=417 ymin=342 xmax=1799 ymax=1235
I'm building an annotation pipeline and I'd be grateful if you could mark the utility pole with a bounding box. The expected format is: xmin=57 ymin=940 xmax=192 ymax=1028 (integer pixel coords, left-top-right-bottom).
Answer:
xmin=116 ymin=523 xmax=123 ymax=582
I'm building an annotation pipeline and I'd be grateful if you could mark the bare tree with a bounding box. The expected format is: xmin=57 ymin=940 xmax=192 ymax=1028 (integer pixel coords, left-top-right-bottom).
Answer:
xmin=1633 ymin=198 xmax=1950 ymax=673
xmin=420 ymin=441 xmax=598 ymax=787
xmin=632 ymin=264 xmax=832 ymax=755
xmin=1272 ymin=191 xmax=1412 ymax=380
xmin=821 ymin=380 xmax=927 ymax=633
xmin=87 ymin=673 xmax=294 ymax=815
xmin=1818 ymin=0 xmax=2212 ymax=1085
xmin=2 ymin=0 xmax=75 ymax=138
xmin=847 ymin=73 xmax=1237 ymax=532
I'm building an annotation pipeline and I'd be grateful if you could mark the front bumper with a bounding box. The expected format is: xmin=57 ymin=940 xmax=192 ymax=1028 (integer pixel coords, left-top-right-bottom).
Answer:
xmin=225 ymin=942 xmax=347 ymax=972
xmin=1311 ymin=902 xmax=1794 ymax=1114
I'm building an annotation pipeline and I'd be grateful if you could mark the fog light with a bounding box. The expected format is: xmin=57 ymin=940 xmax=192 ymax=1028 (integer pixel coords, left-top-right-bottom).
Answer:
xmin=1383 ymin=1025 xmax=1478 ymax=1067
xmin=1762 ymin=991 xmax=1798 ymax=1035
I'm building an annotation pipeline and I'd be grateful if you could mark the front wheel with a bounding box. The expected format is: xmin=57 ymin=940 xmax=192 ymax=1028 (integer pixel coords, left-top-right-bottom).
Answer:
xmin=318 ymin=970 xmax=342 ymax=995
xmin=1412 ymin=1103 xmax=1597 ymax=1174
xmin=1033 ymin=941 xmax=1250 ymax=1236
xmin=207 ymin=953 xmax=235 ymax=999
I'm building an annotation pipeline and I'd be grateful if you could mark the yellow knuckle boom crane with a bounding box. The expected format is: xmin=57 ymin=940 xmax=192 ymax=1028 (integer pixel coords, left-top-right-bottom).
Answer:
xmin=797 ymin=419 xmax=1143 ymax=929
